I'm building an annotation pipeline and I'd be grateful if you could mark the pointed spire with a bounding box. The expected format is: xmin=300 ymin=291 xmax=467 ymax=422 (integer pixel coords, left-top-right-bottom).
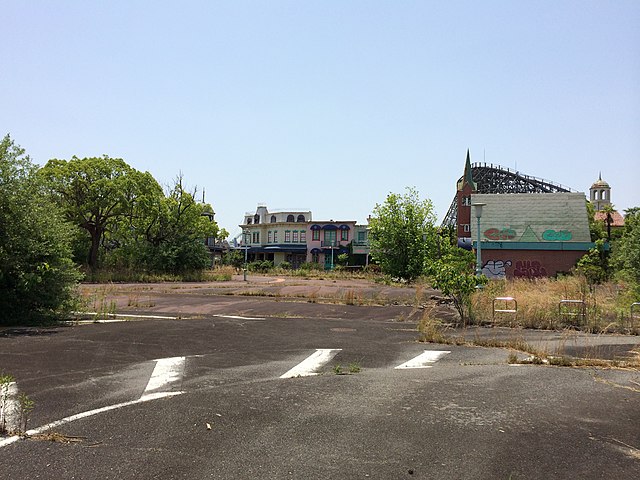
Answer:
xmin=463 ymin=149 xmax=477 ymax=191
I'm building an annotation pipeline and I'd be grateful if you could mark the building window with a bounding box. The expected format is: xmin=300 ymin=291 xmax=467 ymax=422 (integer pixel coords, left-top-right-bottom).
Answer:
xmin=358 ymin=231 xmax=366 ymax=242
xmin=462 ymin=196 xmax=471 ymax=206
xmin=253 ymin=232 xmax=260 ymax=243
xmin=268 ymin=231 xmax=272 ymax=243
xmin=341 ymin=230 xmax=349 ymax=241
xmin=463 ymin=224 xmax=470 ymax=233
xmin=254 ymin=214 xmax=260 ymax=224
xmin=246 ymin=218 xmax=252 ymax=224
xmin=273 ymin=230 xmax=278 ymax=243
xmin=271 ymin=215 xmax=277 ymax=223
xmin=300 ymin=231 xmax=306 ymax=242
xmin=312 ymin=230 xmax=320 ymax=241
xmin=293 ymin=231 xmax=299 ymax=243
xmin=324 ymin=230 xmax=336 ymax=245
xmin=287 ymin=214 xmax=295 ymax=222
xmin=285 ymin=230 xmax=291 ymax=243
xmin=297 ymin=214 xmax=305 ymax=222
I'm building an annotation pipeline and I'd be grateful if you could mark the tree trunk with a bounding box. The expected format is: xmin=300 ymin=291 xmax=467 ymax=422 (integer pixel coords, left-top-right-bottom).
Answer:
xmin=87 ymin=226 xmax=102 ymax=271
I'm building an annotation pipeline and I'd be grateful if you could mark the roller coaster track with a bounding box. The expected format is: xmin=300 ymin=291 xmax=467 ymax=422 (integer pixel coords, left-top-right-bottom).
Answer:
xmin=442 ymin=163 xmax=576 ymax=227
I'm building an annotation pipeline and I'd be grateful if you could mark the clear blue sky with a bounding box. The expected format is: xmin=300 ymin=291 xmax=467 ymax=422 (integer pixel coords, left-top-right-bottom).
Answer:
xmin=3 ymin=1 xmax=639 ymax=238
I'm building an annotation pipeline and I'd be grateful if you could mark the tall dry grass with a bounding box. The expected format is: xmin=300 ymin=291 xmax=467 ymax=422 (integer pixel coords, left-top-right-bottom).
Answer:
xmin=83 ymin=265 xmax=235 ymax=283
xmin=471 ymin=275 xmax=639 ymax=333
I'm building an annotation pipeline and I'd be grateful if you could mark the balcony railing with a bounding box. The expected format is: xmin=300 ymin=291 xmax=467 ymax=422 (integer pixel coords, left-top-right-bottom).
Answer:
xmin=321 ymin=241 xmax=339 ymax=248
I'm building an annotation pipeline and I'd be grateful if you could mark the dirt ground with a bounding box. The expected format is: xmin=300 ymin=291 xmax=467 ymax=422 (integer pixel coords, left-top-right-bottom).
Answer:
xmin=78 ymin=274 xmax=459 ymax=323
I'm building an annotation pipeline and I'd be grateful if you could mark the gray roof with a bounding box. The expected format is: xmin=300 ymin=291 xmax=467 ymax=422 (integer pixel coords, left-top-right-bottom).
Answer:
xmin=470 ymin=193 xmax=590 ymax=243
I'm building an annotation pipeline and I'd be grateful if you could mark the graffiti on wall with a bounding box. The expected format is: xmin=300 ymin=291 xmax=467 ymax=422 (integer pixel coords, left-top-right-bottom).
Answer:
xmin=482 ymin=260 xmax=512 ymax=279
xmin=513 ymin=260 xmax=547 ymax=278
xmin=542 ymin=229 xmax=572 ymax=241
xmin=484 ymin=228 xmax=516 ymax=240
xmin=482 ymin=227 xmax=573 ymax=242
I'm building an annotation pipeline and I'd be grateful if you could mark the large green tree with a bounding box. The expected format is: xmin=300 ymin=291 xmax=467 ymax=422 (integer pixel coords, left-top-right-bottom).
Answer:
xmin=369 ymin=187 xmax=438 ymax=282
xmin=39 ymin=156 xmax=159 ymax=271
xmin=41 ymin=158 xmax=219 ymax=275
xmin=0 ymin=135 xmax=80 ymax=324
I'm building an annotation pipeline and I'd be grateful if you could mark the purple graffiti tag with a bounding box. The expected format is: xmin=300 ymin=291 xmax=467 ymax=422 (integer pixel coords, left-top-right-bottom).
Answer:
xmin=513 ymin=260 xmax=547 ymax=278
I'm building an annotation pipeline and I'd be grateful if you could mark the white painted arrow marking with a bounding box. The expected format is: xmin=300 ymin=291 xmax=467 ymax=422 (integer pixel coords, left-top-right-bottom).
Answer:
xmin=395 ymin=350 xmax=450 ymax=369
xmin=141 ymin=356 xmax=185 ymax=400
xmin=280 ymin=349 xmax=342 ymax=378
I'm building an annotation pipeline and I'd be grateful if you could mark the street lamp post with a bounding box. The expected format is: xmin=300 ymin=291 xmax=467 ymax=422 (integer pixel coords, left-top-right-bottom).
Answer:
xmin=242 ymin=230 xmax=249 ymax=281
xmin=472 ymin=203 xmax=486 ymax=278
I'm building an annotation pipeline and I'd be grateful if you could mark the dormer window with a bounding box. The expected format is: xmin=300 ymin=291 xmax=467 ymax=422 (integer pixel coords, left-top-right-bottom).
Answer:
xmin=287 ymin=214 xmax=295 ymax=222
xmin=271 ymin=215 xmax=277 ymax=223
xmin=297 ymin=215 xmax=305 ymax=222
xmin=246 ymin=218 xmax=252 ymax=224
xmin=254 ymin=214 xmax=260 ymax=224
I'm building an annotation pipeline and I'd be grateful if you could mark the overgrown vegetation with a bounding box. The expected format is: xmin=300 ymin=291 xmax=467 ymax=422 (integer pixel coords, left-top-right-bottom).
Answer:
xmin=0 ymin=135 xmax=82 ymax=325
xmin=417 ymin=310 xmax=640 ymax=368
xmin=40 ymin=157 xmax=220 ymax=275
xmin=471 ymin=275 xmax=639 ymax=333
xmin=369 ymin=187 xmax=438 ymax=282
xmin=428 ymin=246 xmax=485 ymax=326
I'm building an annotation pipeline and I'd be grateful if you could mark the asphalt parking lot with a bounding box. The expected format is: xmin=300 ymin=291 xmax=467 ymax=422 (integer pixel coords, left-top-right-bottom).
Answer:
xmin=1 ymin=277 xmax=639 ymax=479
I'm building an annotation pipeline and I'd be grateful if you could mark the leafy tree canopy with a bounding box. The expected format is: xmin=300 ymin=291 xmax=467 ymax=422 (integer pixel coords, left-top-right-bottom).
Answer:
xmin=39 ymin=156 xmax=161 ymax=271
xmin=369 ymin=187 xmax=438 ymax=282
xmin=40 ymin=158 xmax=220 ymax=275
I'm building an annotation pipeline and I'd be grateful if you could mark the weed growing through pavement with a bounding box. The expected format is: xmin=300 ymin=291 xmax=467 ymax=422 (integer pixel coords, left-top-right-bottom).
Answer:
xmin=348 ymin=362 xmax=362 ymax=374
xmin=18 ymin=393 xmax=34 ymax=434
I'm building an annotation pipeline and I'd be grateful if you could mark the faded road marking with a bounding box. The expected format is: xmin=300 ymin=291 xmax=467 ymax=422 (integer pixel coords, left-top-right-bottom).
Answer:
xmin=280 ymin=349 xmax=342 ymax=378
xmin=395 ymin=350 xmax=450 ymax=369
xmin=141 ymin=357 xmax=186 ymax=400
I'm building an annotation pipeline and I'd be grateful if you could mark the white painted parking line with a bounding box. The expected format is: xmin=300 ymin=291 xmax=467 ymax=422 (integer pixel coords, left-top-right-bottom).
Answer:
xmin=280 ymin=349 xmax=342 ymax=378
xmin=213 ymin=315 xmax=265 ymax=320
xmin=71 ymin=312 xmax=180 ymax=323
xmin=395 ymin=350 xmax=450 ymax=369
xmin=0 ymin=391 xmax=183 ymax=448
xmin=0 ymin=357 xmax=187 ymax=449
xmin=141 ymin=357 xmax=186 ymax=400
